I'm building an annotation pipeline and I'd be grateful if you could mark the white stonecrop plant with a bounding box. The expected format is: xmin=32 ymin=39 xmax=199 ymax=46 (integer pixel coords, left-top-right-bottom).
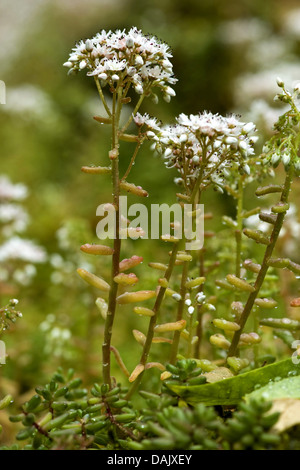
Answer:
xmin=64 ymin=27 xmax=177 ymax=104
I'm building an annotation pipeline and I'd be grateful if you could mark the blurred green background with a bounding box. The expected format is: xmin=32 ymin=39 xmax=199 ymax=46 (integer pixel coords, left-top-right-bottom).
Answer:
xmin=1 ymin=0 xmax=300 ymax=440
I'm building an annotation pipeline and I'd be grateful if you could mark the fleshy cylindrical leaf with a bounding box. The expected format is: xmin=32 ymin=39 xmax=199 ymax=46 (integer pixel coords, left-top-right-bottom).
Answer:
xmin=77 ymin=268 xmax=110 ymax=292
xmin=119 ymin=255 xmax=143 ymax=272
xmin=117 ymin=290 xmax=156 ymax=304
xmin=80 ymin=243 xmax=114 ymax=255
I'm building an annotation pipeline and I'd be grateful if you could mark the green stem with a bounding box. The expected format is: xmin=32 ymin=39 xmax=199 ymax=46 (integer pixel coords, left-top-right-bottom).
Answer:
xmin=125 ymin=243 xmax=180 ymax=400
xmin=169 ymin=259 xmax=190 ymax=364
xmin=227 ymin=168 xmax=293 ymax=357
xmin=235 ymin=175 xmax=244 ymax=279
xmin=121 ymin=94 xmax=145 ymax=134
xmin=102 ymin=90 xmax=121 ymax=386
xmin=94 ymin=77 xmax=112 ymax=118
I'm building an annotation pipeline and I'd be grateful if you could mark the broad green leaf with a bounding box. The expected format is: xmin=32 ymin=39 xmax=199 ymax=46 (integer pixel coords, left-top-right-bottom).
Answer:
xmin=245 ymin=375 xmax=300 ymax=402
xmin=165 ymin=358 xmax=300 ymax=406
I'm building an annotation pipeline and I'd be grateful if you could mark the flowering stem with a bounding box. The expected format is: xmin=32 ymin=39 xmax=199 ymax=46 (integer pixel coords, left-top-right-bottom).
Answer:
xmin=121 ymin=94 xmax=145 ymax=134
xmin=235 ymin=175 xmax=245 ymax=279
xmin=102 ymin=89 xmax=121 ymax=387
xmin=227 ymin=167 xmax=293 ymax=357
xmin=94 ymin=77 xmax=112 ymax=118
xmin=125 ymin=243 xmax=180 ymax=399
xmin=121 ymin=138 xmax=142 ymax=181
xmin=169 ymin=259 xmax=190 ymax=364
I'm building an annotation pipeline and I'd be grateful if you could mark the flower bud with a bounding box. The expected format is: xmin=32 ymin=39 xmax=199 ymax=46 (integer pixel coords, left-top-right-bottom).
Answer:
xmin=126 ymin=37 xmax=134 ymax=48
xmin=109 ymin=148 xmax=119 ymax=160
xmin=276 ymin=77 xmax=284 ymax=87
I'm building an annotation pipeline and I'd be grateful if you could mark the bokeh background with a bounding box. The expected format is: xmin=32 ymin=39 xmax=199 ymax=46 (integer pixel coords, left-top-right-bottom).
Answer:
xmin=1 ymin=0 xmax=300 ymax=443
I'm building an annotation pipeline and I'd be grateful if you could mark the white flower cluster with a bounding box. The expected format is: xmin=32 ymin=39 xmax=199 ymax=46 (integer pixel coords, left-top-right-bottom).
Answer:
xmin=0 ymin=175 xmax=27 ymax=201
xmin=145 ymin=111 xmax=257 ymax=191
xmin=0 ymin=237 xmax=47 ymax=264
xmin=0 ymin=176 xmax=29 ymax=236
xmin=64 ymin=27 xmax=176 ymax=101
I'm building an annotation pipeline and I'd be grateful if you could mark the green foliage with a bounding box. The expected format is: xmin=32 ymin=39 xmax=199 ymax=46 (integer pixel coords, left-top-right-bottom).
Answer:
xmin=165 ymin=358 xmax=300 ymax=406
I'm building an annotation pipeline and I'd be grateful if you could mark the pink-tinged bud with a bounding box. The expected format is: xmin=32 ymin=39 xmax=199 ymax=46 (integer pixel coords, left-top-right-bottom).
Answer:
xmin=132 ymin=330 xmax=146 ymax=346
xmin=113 ymin=273 xmax=138 ymax=286
xmin=116 ymin=290 xmax=156 ymax=304
xmin=290 ymin=298 xmax=300 ymax=307
xmin=77 ymin=268 xmax=110 ymax=292
xmin=154 ymin=319 xmax=186 ymax=333
xmin=119 ymin=227 xmax=146 ymax=238
xmin=119 ymin=255 xmax=143 ymax=272
xmin=109 ymin=148 xmax=119 ymax=160
xmin=129 ymin=364 xmax=145 ymax=382
xmin=81 ymin=166 xmax=111 ymax=174
xmin=80 ymin=243 xmax=114 ymax=255
xmin=120 ymin=181 xmax=148 ymax=197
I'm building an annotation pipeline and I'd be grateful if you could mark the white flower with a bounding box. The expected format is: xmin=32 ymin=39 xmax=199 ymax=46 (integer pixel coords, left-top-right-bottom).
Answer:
xmin=0 ymin=237 xmax=47 ymax=263
xmin=0 ymin=176 xmax=28 ymax=201
xmin=65 ymin=27 xmax=176 ymax=101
